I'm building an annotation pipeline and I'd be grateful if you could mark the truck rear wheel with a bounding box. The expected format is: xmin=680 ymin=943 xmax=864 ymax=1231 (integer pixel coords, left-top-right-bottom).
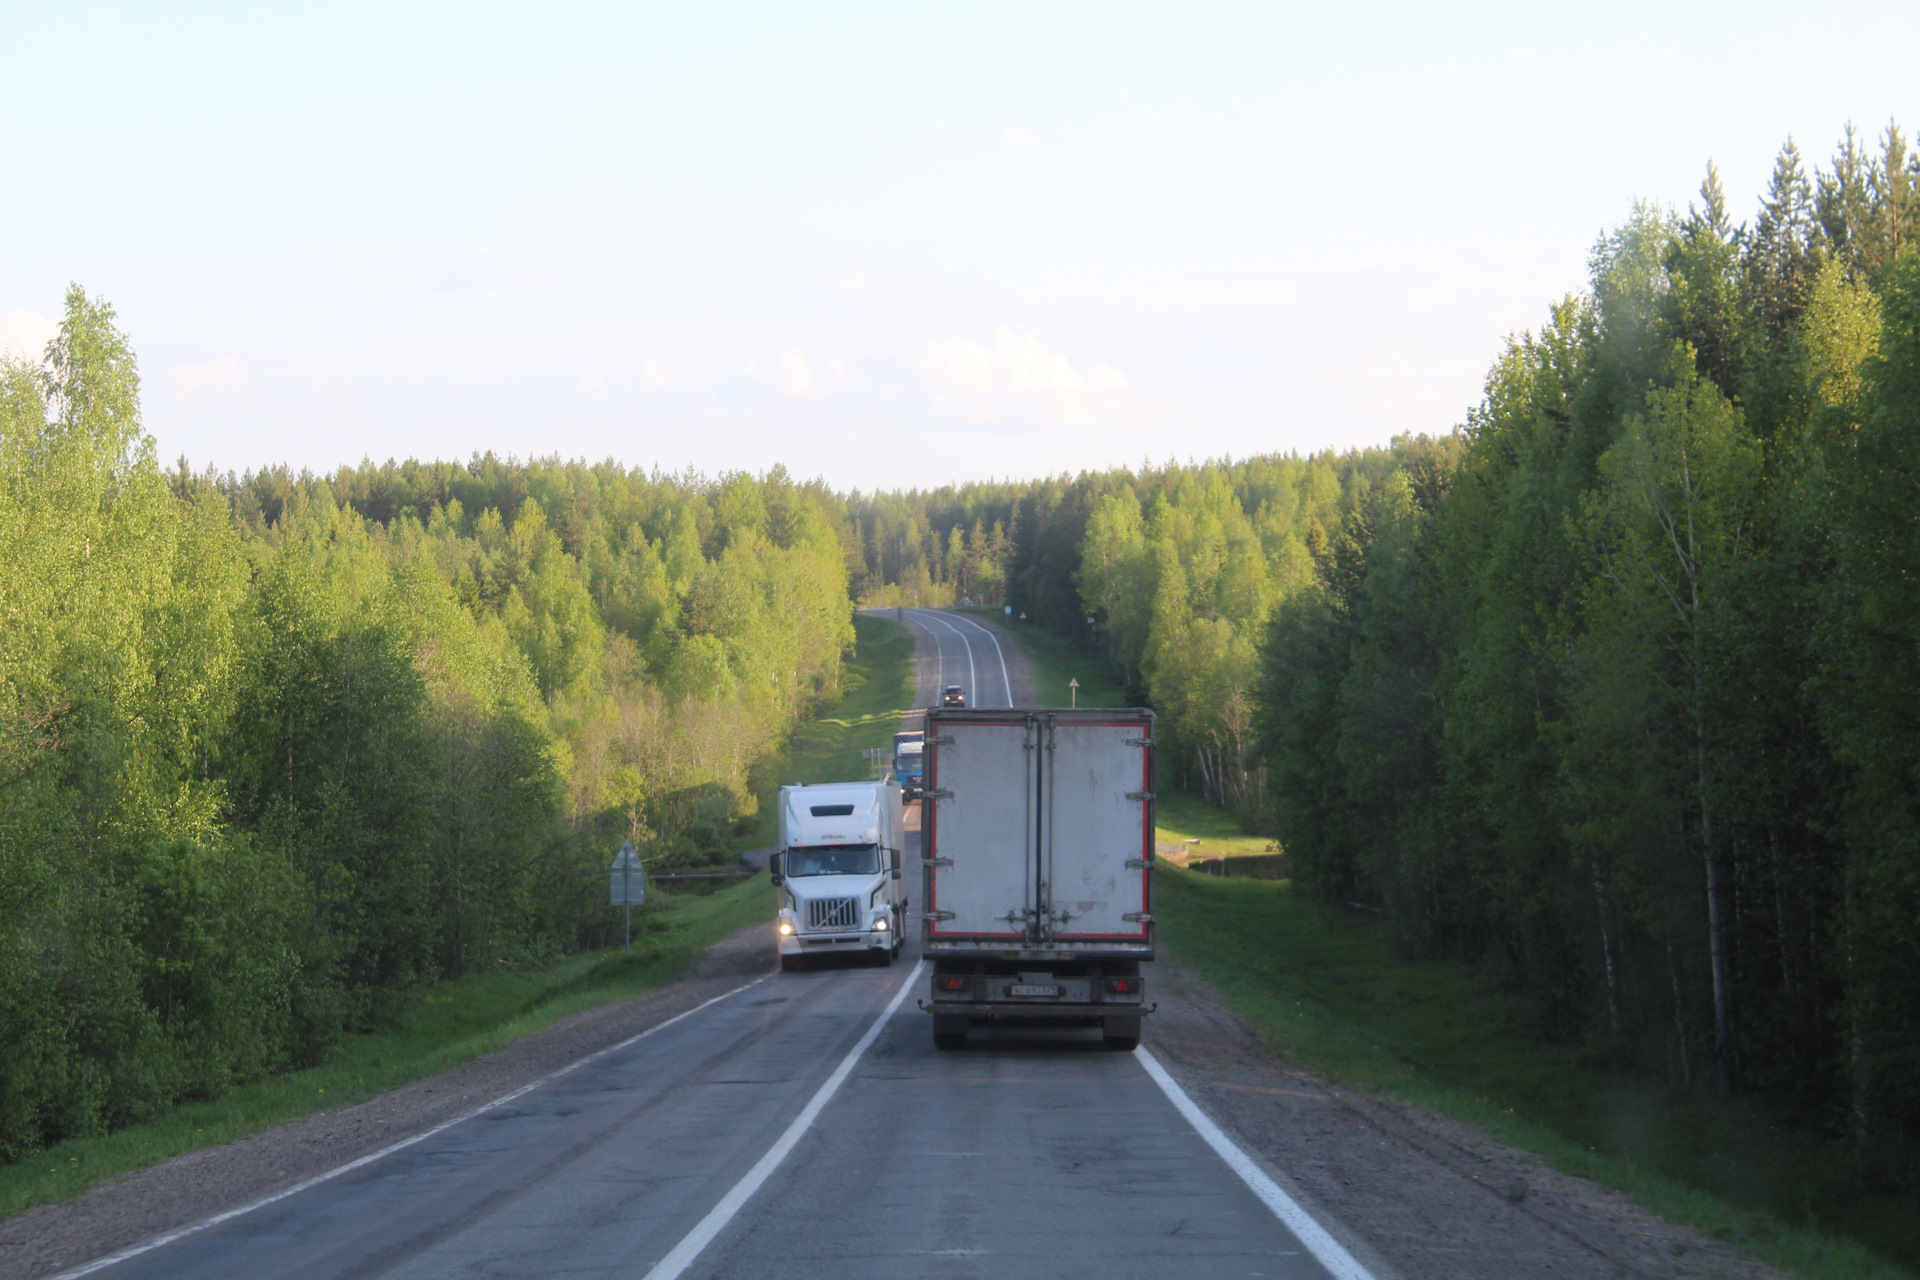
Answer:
xmin=933 ymin=1016 xmax=968 ymax=1050
xmin=1102 ymin=1016 xmax=1141 ymax=1051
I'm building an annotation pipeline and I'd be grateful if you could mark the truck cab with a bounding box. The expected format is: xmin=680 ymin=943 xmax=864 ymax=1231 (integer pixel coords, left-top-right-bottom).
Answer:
xmin=771 ymin=781 xmax=908 ymax=971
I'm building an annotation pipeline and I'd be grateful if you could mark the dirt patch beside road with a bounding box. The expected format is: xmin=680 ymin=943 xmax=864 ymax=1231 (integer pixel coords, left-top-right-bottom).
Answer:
xmin=1149 ymin=952 xmax=1782 ymax=1280
xmin=0 ymin=924 xmax=776 ymax=1280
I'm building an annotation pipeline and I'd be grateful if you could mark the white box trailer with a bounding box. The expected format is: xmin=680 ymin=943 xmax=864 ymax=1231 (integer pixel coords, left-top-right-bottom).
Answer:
xmin=771 ymin=781 xmax=908 ymax=970
xmin=920 ymin=706 xmax=1155 ymax=1050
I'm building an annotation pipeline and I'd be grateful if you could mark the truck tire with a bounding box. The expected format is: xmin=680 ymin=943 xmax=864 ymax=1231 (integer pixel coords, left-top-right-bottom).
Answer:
xmin=1102 ymin=1016 xmax=1141 ymax=1051
xmin=933 ymin=1016 xmax=968 ymax=1050
xmin=780 ymin=954 xmax=805 ymax=973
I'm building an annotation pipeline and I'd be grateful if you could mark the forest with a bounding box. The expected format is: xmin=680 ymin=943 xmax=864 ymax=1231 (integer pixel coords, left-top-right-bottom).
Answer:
xmin=844 ymin=125 xmax=1920 ymax=1197
xmin=0 ymin=317 xmax=850 ymax=1159
xmin=5 ymin=120 xmax=1918 ymax=1223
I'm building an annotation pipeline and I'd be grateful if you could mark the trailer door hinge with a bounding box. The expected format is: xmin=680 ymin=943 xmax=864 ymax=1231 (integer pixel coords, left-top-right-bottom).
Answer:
xmin=1123 ymin=912 xmax=1154 ymax=923
xmin=926 ymin=789 xmax=953 ymax=800
xmin=927 ymin=735 xmax=954 ymax=746
xmin=1126 ymin=790 xmax=1154 ymax=801
xmin=1125 ymin=857 xmax=1151 ymax=870
xmin=927 ymin=910 xmax=956 ymax=922
xmin=927 ymin=857 xmax=953 ymax=868
xmin=1128 ymin=737 xmax=1154 ymax=747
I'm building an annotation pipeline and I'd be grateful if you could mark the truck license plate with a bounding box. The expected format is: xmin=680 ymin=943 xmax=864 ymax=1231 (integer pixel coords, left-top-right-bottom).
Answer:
xmin=1009 ymin=983 xmax=1061 ymax=997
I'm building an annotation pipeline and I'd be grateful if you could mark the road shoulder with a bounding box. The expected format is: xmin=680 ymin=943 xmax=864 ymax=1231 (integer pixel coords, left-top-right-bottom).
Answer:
xmin=1149 ymin=951 xmax=1784 ymax=1280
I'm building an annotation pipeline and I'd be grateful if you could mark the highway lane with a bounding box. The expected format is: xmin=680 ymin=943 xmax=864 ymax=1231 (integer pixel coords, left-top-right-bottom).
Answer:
xmin=74 ymin=962 xmax=919 ymax=1280
xmin=59 ymin=609 xmax=1367 ymax=1280
xmin=893 ymin=608 xmax=1021 ymax=709
xmin=669 ymin=994 xmax=1343 ymax=1280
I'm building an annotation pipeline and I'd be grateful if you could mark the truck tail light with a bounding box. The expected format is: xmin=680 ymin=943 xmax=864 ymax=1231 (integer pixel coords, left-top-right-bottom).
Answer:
xmin=935 ymin=975 xmax=969 ymax=992
xmin=1104 ymin=977 xmax=1140 ymax=995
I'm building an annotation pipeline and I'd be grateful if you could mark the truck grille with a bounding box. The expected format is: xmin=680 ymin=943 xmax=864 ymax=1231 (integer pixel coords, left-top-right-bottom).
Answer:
xmin=807 ymin=897 xmax=860 ymax=932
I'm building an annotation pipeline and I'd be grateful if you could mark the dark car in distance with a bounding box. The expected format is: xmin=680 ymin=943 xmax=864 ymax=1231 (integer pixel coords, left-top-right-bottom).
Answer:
xmin=942 ymin=685 xmax=967 ymax=707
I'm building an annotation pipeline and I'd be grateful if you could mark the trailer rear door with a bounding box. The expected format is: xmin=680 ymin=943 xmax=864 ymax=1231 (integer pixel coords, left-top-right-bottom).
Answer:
xmin=924 ymin=713 xmax=1032 ymax=940
xmin=925 ymin=708 xmax=1154 ymax=949
xmin=1044 ymin=716 xmax=1152 ymax=942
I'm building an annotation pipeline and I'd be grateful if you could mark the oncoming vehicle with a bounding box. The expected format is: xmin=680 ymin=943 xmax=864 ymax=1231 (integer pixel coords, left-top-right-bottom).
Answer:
xmin=942 ymin=685 xmax=967 ymax=707
xmin=771 ymin=781 xmax=907 ymax=971
xmin=893 ymin=730 xmax=925 ymax=801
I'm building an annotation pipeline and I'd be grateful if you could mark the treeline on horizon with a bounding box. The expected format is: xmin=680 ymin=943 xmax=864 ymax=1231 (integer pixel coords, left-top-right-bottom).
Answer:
xmin=0 ymin=315 xmax=852 ymax=1161
xmin=4 ymin=120 xmax=1917 ymax=1214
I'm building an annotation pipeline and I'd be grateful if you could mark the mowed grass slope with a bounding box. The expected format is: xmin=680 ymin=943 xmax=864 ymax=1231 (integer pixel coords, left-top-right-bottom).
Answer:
xmin=731 ymin=611 xmax=916 ymax=851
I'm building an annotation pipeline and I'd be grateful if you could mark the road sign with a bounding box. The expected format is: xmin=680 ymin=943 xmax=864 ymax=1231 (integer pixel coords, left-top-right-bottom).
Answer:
xmin=1069 ymin=677 xmax=1079 ymax=708
xmin=610 ymin=842 xmax=645 ymax=952
xmin=1004 ymin=605 xmax=1012 ymax=615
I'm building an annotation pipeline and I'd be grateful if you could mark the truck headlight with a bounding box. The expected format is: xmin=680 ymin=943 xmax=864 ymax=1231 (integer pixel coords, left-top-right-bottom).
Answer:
xmin=779 ymin=921 xmax=793 ymax=935
xmin=873 ymin=915 xmax=889 ymax=931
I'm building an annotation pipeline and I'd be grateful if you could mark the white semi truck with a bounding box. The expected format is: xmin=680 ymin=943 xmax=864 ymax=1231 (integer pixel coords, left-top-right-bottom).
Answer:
xmin=771 ymin=781 xmax=908 ymax=971
xmin=920 ymin=706 xmax=1155 ymax=1051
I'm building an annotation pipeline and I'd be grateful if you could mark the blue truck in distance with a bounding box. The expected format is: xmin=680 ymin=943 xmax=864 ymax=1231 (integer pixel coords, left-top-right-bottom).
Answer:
xmin=893 ymin=730 xmax=925 ymax=802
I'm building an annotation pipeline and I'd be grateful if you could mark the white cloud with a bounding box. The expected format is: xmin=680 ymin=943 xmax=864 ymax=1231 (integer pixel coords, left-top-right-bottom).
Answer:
xmin=900 ymin=327 xmax=1133 ymax=428
xmin=169 ymin=358 xmax=247 ymax=408
xmin=640 ymin=361 xmax=678 ymax=388
xmin=745 ymin=349 xmax=827 ymax=398
xmin=580 ymin=374 xmax=609 ymax=395
xmin=0 ymin=310 xmax=58 ymax=363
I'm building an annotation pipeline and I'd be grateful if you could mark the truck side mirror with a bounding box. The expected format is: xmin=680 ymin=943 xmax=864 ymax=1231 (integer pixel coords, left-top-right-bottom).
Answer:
xmin=769 ymin=851 xmax=784 ymax=886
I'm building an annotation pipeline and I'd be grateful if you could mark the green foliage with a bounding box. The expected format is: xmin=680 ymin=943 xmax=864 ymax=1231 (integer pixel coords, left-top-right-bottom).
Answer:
xmin=0 ymin=873 xmax=770 ymax=1218
xmin=0 ymin=301 xmax=853 ymax=1166
xmin=1248 ymin=126 xmax=1920 ymax=1269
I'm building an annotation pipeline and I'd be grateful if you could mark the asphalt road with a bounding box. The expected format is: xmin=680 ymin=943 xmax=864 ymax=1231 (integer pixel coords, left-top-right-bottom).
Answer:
xmin=58 ymin=611 xmax=1364 ymax=1280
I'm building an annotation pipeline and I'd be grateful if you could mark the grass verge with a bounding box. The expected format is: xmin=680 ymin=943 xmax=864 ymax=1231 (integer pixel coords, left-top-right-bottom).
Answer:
xmin=1155 ymin=868 xmax=1914 ymax=1280
xmin=1153 ymin=789 xmax=1276 ymax=858
xmin=1 ymin=876 xmax=769 ymax=1220
xmin=731 ymin=612 xmax=917 ymax=853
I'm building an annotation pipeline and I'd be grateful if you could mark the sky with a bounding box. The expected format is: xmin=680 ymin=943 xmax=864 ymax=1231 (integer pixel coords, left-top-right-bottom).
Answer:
xmin=2 ymin=1 xmax=1916 ymax=492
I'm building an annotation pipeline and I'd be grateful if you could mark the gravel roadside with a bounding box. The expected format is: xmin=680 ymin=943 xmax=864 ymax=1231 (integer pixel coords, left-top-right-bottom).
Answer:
xmin=0 ymin=924 xmax=776 ymax=1280
xmin=1148 ymin=952 xmax=1784 ymax=1280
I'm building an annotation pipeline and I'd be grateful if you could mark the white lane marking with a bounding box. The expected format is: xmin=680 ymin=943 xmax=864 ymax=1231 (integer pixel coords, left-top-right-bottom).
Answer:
xmin=49 ymin=975 xmax=771 ymax=1280
xmin=944 ymin=612 xmax=1014 ymax=708
xmin=1136 ymin=1046 xmax=1376 ymax=1280
xmin=902 ymin=609 xmax=950 ymax=707
xmin=913 ymin=610 xmax=980 ymax=707
xmin=642 ymin=958 xmax=926 ymax=1280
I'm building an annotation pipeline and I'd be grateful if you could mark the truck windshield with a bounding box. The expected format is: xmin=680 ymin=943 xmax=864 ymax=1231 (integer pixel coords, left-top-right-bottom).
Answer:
xmin=786 ymin=844 xmax=880 ymax=876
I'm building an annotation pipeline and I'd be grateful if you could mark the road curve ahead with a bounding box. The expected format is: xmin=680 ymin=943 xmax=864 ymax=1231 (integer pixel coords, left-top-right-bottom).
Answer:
xmin=889 ymin=607 xmax=1029 ymax=709
xmin=49 ymin=611 xmax=1373 ymax=1280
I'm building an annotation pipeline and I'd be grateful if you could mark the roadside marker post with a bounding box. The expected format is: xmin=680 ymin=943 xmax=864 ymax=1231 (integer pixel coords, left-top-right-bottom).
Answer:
xmin=1069 ymin=677 xmax=1079 ymax=708
xmin=610 ymin=842 xmax=645 ymax=952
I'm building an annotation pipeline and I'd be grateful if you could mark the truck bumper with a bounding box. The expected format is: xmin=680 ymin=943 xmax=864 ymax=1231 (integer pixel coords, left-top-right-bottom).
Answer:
xmin=923 ymin=1000 xmax=1150 ymax=1022
xmin=780 ymin=929 xmax=891 ymax=957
